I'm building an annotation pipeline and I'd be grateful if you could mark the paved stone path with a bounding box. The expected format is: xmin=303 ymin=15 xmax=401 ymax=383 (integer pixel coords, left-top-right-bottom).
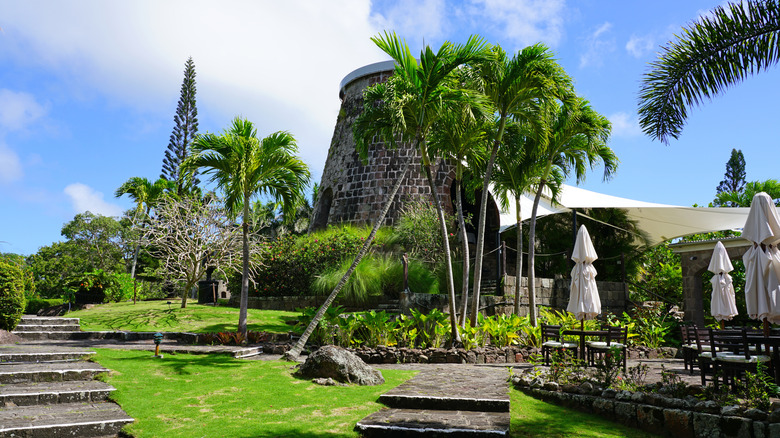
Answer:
xmin=356 ymin=365 xmax=511 ymax=437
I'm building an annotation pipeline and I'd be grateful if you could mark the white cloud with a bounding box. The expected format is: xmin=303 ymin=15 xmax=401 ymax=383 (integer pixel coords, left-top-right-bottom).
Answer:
xmin=0 ymin=143 xmax=23 ymax=183
xmin=626 ymin=34 xmax=655 ymax=58
xmin=580 ymin=22 xmax=614 ymax=68
xmin=609 ymin=112 xmax=642 ymax=138
xmin=469 ymin=0 xmax=566 ymax=49
xmin=370 ymin=0 xmax=447 ymax=44
xmin=0 ymin=0 xmax=387 ymax=174
xmin=64 ymin=183 xmax=123 ymax=217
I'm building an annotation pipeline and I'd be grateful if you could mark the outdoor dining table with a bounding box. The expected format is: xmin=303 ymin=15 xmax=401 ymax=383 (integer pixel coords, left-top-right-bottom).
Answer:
xmin=562 ymin=329 xmax=608 ymax=362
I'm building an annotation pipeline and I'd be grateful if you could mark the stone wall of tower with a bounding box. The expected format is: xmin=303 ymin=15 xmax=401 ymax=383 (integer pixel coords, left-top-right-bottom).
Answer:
xmin=311 ymin=67 xmax=455 ymax=230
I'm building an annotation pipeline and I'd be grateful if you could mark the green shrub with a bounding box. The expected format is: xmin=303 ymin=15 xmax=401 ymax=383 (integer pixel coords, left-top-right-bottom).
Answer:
xmin=24 ymin=298 xmax=66 ymax=315
xmin=0 ymin=259 xmax=26 ymax=330
xmin=312 ymin=255 xmax=389 ymax=306
xmin=237 ymin=225 xmax=378 ymax=297
xmin=390 ymin=200 xmax=454 ymax=269
xmin=384 ymin=257 xmax=438 ymax=296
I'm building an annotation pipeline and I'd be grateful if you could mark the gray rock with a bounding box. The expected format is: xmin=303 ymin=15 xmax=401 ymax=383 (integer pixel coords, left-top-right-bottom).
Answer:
xmin=543 ymin=381 xmax=560 ymax=392
xmin=768 ymin=409 xmax=780 ymax=423
xmin=312 ymin=377 xmax=338 ymax=386
xmin=578 ymin=381 xmax=593 ymax=394
xmin=294 ymin=345 xmax=384 ymax=386
xmin=721 ymin=405 xmax=743 ymax=417
xmin=615 ymin=390 xmax=633 ymax=401
xmin=746 ymin=408 xmax=768 ymax=421
xmin=693 ymin=412 xmax=720 ymax=438
xmin=694 ymin=400 xmax=721 ymax=414
xmin=601 ymin=388 xmax=617 ymax=399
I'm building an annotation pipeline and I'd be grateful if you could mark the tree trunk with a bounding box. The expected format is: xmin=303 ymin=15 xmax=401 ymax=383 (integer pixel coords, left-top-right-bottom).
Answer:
xmin=527 ymin=182 xmax=545 ymax=327
xmin=470 ymin=118 xmax=506 ymax=323
xmin=456 ymin=178 xmax=470 ymax=327
xmin=238 ymin=201 xmax=250 ymax=338
xmin=514 ymin=197 xmax=523 ymax=315
xmin=284 ymin=157 xmax=413 ymax=361
xmin=130 ymin=244 xmax=140 ymax=305
xmin=421 ymin=157 xmax=460 ymax=344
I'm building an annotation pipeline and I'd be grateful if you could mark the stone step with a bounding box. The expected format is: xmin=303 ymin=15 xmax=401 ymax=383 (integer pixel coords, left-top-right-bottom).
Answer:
xmin=14 ymin=324 xmax=83 ymax=332
xmin=0 ymin=401 xmax=133 ymax=438
xmin=355 ymin=408 xmax=510 ymax=437
xmin=11 ymin=330 xmax=199 ymax=343
xmin=378 ymin=365 xmax=510 ymax=412
xmin=0 ymin=345 xmax=95 ymax=364
xmin=0 ymin=380 xmax=116 ymax=407
xmin=20 ymin=316 xmax=81 ymax=325
xmin=0 ymin=362 xmax=108 ymax=384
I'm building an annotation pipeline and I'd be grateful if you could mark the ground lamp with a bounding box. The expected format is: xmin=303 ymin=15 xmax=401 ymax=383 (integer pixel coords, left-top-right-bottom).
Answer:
xmin=153 ymin=332 xmax=164 ymax=358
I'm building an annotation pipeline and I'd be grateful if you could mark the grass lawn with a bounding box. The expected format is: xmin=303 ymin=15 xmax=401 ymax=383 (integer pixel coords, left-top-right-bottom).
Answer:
xmin=510 ymin=390 xmax=659 ymax=437
xmin=93 ymin=349 xmax=658 ymax=438
xmin=92 ymin=349 xmax=416 ymax=437
xmin=67 ymin=301 xmax=298 ymax=333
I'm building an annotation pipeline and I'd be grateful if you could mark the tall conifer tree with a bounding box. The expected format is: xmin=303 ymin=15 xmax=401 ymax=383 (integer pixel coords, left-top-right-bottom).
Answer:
xmin=161 ymin=57 xmax=199 ymax=193
xmin=716 ymin=148 xmax=746 ymax=195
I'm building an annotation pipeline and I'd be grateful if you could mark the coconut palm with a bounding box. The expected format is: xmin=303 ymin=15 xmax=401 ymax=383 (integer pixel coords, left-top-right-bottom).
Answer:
xmin=638 ymin=0 xmax=780 ymax=143
xmin=470 ymin=44 xmax=573 ymax=324
xmin=284 ymin=32 xmax=490 ymax=360
xmin=490 ymin=122 xmax=553 ymax=315
xmin=714 ymin=179 xmax=780 ymax=207
xmin=183 ymin=117 xmax=310 ymax=337
xmin=115 ymin=177 xmax=175 ymax=303
xmin=428 ymin=98 xmax=490 ymax=326
xmin=527 ymin=98 xmax=616 ymax=326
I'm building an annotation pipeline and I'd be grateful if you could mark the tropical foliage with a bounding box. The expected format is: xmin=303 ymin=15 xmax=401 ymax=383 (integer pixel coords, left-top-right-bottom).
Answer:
xmin=638 ymin=0 xmax=780 ymax=143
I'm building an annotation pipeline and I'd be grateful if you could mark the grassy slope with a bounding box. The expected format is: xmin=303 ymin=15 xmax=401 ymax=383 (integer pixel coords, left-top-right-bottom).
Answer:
xmin=94 ymin=348 xmax=658 ymax=438
xmin=93 ymin=349 xmax=416 ymax=437
xmin=68 ymin=301 xmax=298 ymax=333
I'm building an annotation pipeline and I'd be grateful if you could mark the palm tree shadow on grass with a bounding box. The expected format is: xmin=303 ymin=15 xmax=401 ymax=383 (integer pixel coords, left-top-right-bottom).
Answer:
xmin=103 ymin=351 xmax=244 ymax=376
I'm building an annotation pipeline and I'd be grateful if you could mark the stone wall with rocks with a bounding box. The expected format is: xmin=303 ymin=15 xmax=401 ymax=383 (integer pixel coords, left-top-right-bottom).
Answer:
xmin=515 ymin=380 xmax=780 ymax=438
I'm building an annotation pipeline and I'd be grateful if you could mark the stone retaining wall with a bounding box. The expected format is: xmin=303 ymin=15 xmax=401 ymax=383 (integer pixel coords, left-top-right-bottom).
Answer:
xmin=515 ymin=381 xmax=779 ymax=438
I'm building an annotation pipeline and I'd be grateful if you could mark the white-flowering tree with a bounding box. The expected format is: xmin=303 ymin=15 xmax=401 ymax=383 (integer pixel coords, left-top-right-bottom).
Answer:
xmin=142 ymin=195 xmax=261 ymax=308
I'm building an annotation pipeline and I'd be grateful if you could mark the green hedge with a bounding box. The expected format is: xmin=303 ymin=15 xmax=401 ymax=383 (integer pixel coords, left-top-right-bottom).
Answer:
xmin=24 ymin=298 xmax=67 ymax=315
xmin=0 ymin=259 xmax=25 ymax=331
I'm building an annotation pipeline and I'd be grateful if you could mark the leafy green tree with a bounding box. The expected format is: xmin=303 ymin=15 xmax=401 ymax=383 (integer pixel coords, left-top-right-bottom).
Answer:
xmin=714 ymin=180 xmax=780 ymax=207
xmin=638 ymin=0 xmax=780 ymax=143
xmin=1 ymin=253 xmax=35 ymax=299
xmin=183 ymin=117 xmax=310 ymax=336
xmin=60 ymin=212 xmax=128 ymax=274
xmin=161 ymin=57 xmax=200 ymax=194
xmin=716 ymin=149 xmax=746 ymax=199
xmin=526 ymin=97 xmax=616 ymax=326
xmin=471 ymin=44 xmax=573 ymax=324
xmin=115 ymin=177 xmax=175 ymax=303
xmin=26 ymin=242 xmax=82 ymax=298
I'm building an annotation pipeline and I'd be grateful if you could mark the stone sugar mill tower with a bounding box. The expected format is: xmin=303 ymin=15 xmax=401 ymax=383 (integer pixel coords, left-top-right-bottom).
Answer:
xmin=310 ymin=60 xmax=501 ymax=239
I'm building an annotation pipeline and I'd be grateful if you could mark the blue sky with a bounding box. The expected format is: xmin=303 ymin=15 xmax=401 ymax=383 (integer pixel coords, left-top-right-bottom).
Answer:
xmin=1 ymin=0 xmax=778 ymax=256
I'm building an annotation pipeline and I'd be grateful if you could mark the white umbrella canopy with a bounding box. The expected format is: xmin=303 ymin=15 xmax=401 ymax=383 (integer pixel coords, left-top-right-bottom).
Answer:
xmin=567 ymin=225 xmax=601 ymax=321
xmin=708 ymin=241 xmax=738 ymax=322
xmin=742 ymin=192 xmax=780 ymax=323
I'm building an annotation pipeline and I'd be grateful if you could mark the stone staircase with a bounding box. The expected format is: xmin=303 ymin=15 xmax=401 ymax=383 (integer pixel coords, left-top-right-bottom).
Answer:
xmin=12 ymin=315 xmax=85 ymax=341
xmin=356 ymin=365 xmax=510 ymax=436
xmin=0 ymin=330 xmax=134 ymax=437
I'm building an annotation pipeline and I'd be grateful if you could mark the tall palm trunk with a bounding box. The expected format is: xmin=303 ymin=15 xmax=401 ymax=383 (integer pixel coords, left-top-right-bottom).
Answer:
xmin=513 ymin=197 xmax=523 ymax=314
xmin=527 ymin=180 xmax=545 ymax=327
xmin=470 ymin=117 xmax=507 ymax=323
xmin=238 ymin=200 xmax=250 ymax=338
xmin=284 ymin=156 xmax=414 ymax=361
xmin=421 ymin=153 xmax=460 ymax=344
xmin=456 ymin=179 xmax=470 ymax=327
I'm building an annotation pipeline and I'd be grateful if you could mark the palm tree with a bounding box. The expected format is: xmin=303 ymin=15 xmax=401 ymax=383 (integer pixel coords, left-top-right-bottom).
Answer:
xmin=638 ymin=0 xmax=780 ymax=143
xmin=527 ymin=98 xmax=616 ymax=326
xmin=470 ymin=44 xmax=573 ymax=324
xmin=284 ymin=32 xmax=490 ymax=360
xmin=428 ymin=99 xmax=490 ymax=326
xmin=490 ymin=122 xmax=551 ymax=315
xmin=115 ymin=177 xmax=175 ymax=304
xmin=714 ymin=180 xmax=780 ymax=207
xmin=183 ymin=117 xmax=310 ymax=337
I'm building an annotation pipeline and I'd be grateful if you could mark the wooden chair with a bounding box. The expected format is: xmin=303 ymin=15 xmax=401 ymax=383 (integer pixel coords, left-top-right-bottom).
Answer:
xmin=586 ymin=326 xmax=628 ymax=371
xmin=693 ymin=327 xmax=718 ymax=385
xmin=680 ymin=325 xmax=699 ymax=374
xmin=540 ymin=324 xmax=578 ymax=365
xmin=711 ymin=328 xmax=771 ymax=390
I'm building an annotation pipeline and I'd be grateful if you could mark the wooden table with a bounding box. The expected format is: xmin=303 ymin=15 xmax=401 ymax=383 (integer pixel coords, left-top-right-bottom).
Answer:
xmin=562 ymin=329 xmax=608 ymax=362
xmin=744 ymin=334 xmax=780 ymax=383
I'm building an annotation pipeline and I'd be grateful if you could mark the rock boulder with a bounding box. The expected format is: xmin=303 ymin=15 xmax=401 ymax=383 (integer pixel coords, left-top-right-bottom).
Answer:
xmin=295 ymin=345 xmax=384 ymax=386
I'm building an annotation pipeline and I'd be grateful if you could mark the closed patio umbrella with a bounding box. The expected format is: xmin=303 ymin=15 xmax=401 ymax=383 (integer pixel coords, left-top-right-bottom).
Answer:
xmin=742 ymin=192 xmax=780 ymax=328
xmin=567 ymin=225 xmax=600 ymax=328
xmin=708 ymin=241 xmax=738 ymax=326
